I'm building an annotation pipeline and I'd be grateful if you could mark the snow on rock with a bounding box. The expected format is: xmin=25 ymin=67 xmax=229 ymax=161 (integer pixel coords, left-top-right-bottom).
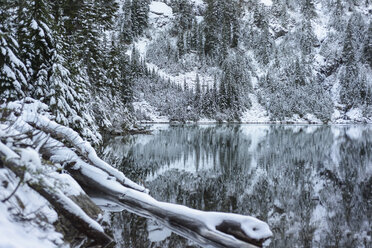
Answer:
xmin=149 ymin=1 xmax=173 ymax=17
xmin=346 ymin=108 xmax=364 ymax=122
xmin=240 ymin=94 xmax=270 ymax=123
xmin=133 ymin=100 xmax=169 ymax=123
xmin=149 ymin=1 xmax=173 ymax=29
xmin=303 ymin=113 xmax=322 ymax=124
xmin=260 ymin=0 xmax=273 ymax=7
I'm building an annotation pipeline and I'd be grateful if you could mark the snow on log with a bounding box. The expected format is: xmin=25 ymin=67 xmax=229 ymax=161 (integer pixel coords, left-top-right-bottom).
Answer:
xmin=30 ymin=134 xmax=272 ymax=247
xmin=23 ymin=113 xmax=147 ymax=193
xmin=2 ymin=99 xmax=145 ymax=192
xmin=67 ymin=162 xmax=273 ymax=248
xmin=0 ymin=142 xmax=113 ymax=246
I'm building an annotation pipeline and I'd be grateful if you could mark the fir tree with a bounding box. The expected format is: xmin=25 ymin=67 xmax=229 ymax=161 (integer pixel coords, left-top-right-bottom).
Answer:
xmin=363 ymin=21 xmax=372 ymax=68
xmin=121 ymin=0 xmax=134 ymax=44
xmin=17 ymin=0 xmax=55 ymax=100
xmin=0 ymin=1 xmax=27 ymax=102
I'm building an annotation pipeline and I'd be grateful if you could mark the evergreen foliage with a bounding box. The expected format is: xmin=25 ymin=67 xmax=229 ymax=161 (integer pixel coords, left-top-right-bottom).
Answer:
xmin=1 ymin=0 xmax=371 ymax=126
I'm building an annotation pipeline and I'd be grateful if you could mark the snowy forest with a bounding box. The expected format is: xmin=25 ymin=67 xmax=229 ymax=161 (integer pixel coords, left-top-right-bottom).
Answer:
xmin=0 ymin=0 xmax=371 ymax=247
xmin=1 ymin=0 xmax=372 ymax=129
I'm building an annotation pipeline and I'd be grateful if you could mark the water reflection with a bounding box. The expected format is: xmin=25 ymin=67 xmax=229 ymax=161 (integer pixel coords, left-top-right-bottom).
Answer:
xmin=101 ymin=124 xmax=372 ymax=248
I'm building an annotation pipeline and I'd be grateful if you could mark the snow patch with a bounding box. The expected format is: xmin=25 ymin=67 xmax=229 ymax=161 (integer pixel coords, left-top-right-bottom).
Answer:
xmin=149 ymin=1 xmax=174 ymax=29
xmin=150 ymin=1 xmax=173 ymax=17
xmin=346 ymin=108 xmax=363 ymax=121
xmin=133 ymin=100 xmax=169 ymax=123
xmin=240 ymin=94 xmax=270 ymax=123
xmin=260 ymin=0 xmax=273 ymax=7
xmin=0 ymin=169 xmax=65 ymax=248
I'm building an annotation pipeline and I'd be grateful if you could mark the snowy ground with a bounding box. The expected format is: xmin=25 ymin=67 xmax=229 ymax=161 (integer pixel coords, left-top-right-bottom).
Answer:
xmin=240 ymin=94 xmax=270 ymax=123
xmin=0 ymin=169 xmax=66 ymax=248
xmin=133 ymin=100 xmax=169 ymax=123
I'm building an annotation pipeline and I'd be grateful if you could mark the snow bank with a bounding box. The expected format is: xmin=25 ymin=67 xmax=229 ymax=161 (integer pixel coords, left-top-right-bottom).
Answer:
xmin=150 ymin=1 xmax=173 ymax=17
xmin=260 ymin=0 xmax=273 ymax=7
xmin=241 ymin=94 xmax=270 ymax=123
xmin=0 ymin=169 xmax=65 ymax=248
xmin=149 ymin=1 xmax=174 ymax=29
xmin=133 ymin=100 xmax=169 ymax=123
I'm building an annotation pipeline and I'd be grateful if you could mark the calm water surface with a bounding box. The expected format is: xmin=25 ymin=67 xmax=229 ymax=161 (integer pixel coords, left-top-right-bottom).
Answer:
xmin=101 ymin=124 xmax=372 ymax=248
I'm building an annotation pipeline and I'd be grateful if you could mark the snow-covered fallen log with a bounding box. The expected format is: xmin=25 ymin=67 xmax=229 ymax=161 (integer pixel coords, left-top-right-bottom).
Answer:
xmin=0 ymin=142 xmax=113 ymax=247
xmin=67 ymin=163 xmax=272 ymax=248
xmin=23 ymin=111 xmax=146 ymax=193
xmin=29 ymin=133 xmax=272 ymax=246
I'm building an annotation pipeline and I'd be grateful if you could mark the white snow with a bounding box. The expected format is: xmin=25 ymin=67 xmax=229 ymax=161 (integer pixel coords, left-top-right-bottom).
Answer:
xmin=0 ymin=169 xmax=65 ymax=248
xmin=260 ymin=0 xmax=273 ymax=7
xmin=240 ymin=94 xmax=270 ymax=123
xmin=3 ymin=64 xmax=16 ymax=80
xmin=133 ymin=100 xmax=169 ymax=123
xmin=30 ymin=19 xmax=38 ymax=30
xmin=0 ymin=204 xmax=61 ymax=248
xmin=190 ymin=0 xmax=205 ymax=7
xmin=149 ymin=1 xmax=173 ymax=17
xmin=346 ymin=108 xmax=363 ymax=122
xmin=51 ymin=172 xmax=85 ymax=197
xmin=13 ymin=102 xmax=147 ymax=192
xmin=20 ymin=147 xmax=41 ymax=173
xmin=148 ymin=1 xmax=174 ymax=29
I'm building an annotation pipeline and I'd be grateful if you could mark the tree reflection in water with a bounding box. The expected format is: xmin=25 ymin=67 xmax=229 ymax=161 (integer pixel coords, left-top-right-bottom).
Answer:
xmin=101 ymin=124 xmax=371 ymax=248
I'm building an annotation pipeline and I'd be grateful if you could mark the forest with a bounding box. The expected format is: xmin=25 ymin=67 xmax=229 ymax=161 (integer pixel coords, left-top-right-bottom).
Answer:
xmin=0 ymin=0 xmax=371 ymax=247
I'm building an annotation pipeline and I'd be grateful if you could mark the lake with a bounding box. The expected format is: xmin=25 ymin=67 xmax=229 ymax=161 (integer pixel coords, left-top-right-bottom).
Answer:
xmin=100 ymin=124 xmax=372 ymax=248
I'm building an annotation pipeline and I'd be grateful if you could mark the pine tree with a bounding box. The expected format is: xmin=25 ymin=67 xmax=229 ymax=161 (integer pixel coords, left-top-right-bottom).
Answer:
xmin=0 ymin=0 xmax=27 ymax=102
xmin=299 ymin=19 xmax=317 ymax=56
xmin=330 ymin=0 xmax=345 ymax=32
xmin=363 ymin=21 xmax=372 ymax=68
xmin=17 ymin=0 xmax=55 ymax=100
xmin=204 ymin=0 xmax=220 ymax=58
xmin=340 ymin=20 xmax=364 ymax=109
xmin=177 ymin=32 xmax=185 ymax=57
xmin=131 ymin=0 xmax=149 ymax=37
xmin=121 ymin=0 xmax=134 ymax=44
xmin=195 ymin=74 xmax=201 ymax=109
xmin=301 ymin=0 xmax=316 ymax=19
xmin=183 ymin=78 xmax=188 ymax=91
xmin=219 ymin=75 xmax=227 ymax=110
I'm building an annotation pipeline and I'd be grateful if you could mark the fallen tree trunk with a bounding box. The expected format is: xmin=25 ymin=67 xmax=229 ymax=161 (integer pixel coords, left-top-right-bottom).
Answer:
xmin=65 ymin=161 xmax=272 ymax=248
xmin=24 ymin=115 xmax=146 ymax=193
xmin=24 ymin=130 xmax=272 ymax=247
xmin=0 ymin=142 xmax=114 ymax=247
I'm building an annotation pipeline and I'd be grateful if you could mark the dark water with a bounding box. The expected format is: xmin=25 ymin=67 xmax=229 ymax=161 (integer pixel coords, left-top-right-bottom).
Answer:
xmin=101 ymin=124 xmax=372 ymax=248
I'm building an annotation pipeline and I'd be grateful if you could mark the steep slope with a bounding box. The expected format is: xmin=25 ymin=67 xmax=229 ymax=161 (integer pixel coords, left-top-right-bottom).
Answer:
xmin=130 ymin=0 xmax=372 ymax=123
